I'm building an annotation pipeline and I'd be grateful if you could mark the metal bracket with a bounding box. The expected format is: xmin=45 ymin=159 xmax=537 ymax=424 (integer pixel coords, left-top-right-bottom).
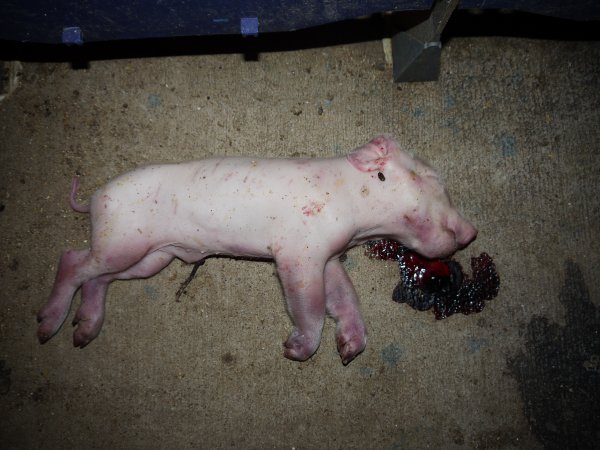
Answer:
xmin=392 ymin=0 xmax=458 ymax=82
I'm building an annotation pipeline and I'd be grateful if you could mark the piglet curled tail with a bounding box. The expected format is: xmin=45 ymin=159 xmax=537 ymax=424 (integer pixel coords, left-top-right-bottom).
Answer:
xmin=69 ymin=177 xmax=90 ymax=213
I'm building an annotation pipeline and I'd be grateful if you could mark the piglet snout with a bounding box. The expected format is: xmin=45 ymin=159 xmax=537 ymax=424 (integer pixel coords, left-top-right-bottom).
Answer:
xmin=455 ymin=220 xmax=478 ymax=249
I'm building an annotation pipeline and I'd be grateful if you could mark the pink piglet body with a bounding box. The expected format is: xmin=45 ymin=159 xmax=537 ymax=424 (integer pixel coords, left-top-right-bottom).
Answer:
xmin=37 ymin=135 xmax=477 ymax=364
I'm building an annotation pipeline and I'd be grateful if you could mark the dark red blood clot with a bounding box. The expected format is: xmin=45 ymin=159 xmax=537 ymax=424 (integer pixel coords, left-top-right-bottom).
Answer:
xmin=364 ymin=239 xmax=403 ymax=261
xmin=364 ymin=240 xmax=500 ymax=319
xmin=399 ymin=250 xmax=452 ymax=289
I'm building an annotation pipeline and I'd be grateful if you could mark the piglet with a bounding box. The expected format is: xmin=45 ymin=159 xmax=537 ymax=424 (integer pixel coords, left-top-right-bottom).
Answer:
xmin=37 ymin=135 xmax=477 ymax=364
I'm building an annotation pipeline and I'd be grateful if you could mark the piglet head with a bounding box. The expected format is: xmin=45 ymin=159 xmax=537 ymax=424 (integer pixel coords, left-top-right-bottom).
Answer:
xmin=408 ymin=202 xmax=479 ymax=259
xmin=347 ymin=135 xmax=477 ymax=259
xmin=398 ymin=161 xmax=478 ymax=259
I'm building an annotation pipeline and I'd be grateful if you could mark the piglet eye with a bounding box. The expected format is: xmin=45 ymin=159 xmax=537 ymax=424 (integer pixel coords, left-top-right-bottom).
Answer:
xmin=378 ymin=172 xmax=385 ymax=181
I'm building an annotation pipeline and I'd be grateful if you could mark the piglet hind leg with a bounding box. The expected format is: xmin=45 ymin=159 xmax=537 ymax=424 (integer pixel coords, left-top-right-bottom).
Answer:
xmin=276 ymin=258 xmax=327 ymax=362
xmin=37 ymin=249 xmax=94 ymax=344
xmin=71 ymin=250 xmax=174 ymax=348
xmin=325 ymin=259 xmax=367 ymax=365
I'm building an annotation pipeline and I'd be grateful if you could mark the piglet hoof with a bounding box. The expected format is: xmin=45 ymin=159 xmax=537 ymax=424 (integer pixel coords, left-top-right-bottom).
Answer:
xmin=72 ymin=327 xmax=99 ymax=349
xmin=72 ymin=332 xmax=94 ymax=349
xmin=36 ymin=312 xmax=62 ymax=344
xmin=36 ymin=326 xmax=54 ymax=345
xmin=283 ymin=329 xmax=319 ymax=362
xmin=336 ymin=334 xmax=367 ymax=365
xmin=72 ymin=314 xmax=103 ymax=349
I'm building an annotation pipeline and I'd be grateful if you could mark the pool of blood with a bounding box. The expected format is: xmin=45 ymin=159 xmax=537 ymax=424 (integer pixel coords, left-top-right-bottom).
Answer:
xmin=365 ymin=240 xmax=500 ymax=320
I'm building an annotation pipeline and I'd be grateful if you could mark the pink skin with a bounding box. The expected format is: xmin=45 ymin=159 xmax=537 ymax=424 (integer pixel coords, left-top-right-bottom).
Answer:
xmin=37 ymin=135 xmax=477 ymax=364
xmin=324 ymin=259 xmax=367 ymax=364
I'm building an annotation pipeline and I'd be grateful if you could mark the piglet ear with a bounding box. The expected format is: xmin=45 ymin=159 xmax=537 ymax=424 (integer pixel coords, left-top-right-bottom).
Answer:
xmin=346 ymin=135 xmax=396 ymax=172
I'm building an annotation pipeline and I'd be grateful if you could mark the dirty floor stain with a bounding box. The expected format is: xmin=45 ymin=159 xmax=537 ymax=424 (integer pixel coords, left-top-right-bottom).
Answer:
xmin=509 ymin=260 xmax=600 ymax=449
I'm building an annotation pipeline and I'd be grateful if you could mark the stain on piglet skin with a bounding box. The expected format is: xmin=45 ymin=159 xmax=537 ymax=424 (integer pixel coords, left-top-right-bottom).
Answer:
xmin=301 ymin=201 xmax=324 ymax=216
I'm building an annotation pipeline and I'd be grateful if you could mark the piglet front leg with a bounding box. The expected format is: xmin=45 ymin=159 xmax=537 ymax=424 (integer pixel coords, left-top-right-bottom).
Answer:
xmin=276 ymin=257 xmax=327 ymax=362
xmin=325 ymin=259 xmax=367 ymax=365
xmin=71 ymin=277 xmax=109 ymax=348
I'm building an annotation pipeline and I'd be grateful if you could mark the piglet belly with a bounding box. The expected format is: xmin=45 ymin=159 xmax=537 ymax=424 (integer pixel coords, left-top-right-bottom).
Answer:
xmin=163 ymin=224 xmax=276 ymax=261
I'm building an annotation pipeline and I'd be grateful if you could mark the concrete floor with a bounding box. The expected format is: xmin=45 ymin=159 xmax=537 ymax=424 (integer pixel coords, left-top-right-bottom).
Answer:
xmin=1 ymin=15 xmax=599 ymax=450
